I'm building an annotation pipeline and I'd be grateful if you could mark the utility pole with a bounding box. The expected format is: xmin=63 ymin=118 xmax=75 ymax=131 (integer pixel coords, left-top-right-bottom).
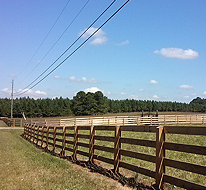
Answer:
xmin=11 ymin=79 xmax=14 ymax=119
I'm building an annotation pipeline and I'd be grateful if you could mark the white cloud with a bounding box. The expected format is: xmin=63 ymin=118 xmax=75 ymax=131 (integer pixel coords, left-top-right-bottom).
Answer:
xmin=70 ymin=76 xmax=79 ymax=82
xmin=192 ymin=93 xmax=197 ymax=96
xmin=184 ymin=96 xmax=190 ymax=99
xmin=117 ymin=40 xmax=129 ymax=46
xmin=128 ymin=95 xmax=138 ymax=100
xmin=138 ymin=89 xmax=144 ymax=92
xmin=1 ymin=87 xmax=47 ymax=98
xmin=54 ymin=76 xmax=61 ymax=79
xmin=70 ymin=76 xmax=97 ymax=83
xmin=1 ymin=88 xmax=11 ymax=94
xmin=149 ymin=80 xmax=159 ymax=84
xmin=154 ymin=48 xmax=199 ymax=60
xmin=16 ymin=89 xmax=47 ymax=97
xmin=81 ymin=27 xmax=108 ymax=45
xmin=179 ymin=85 xmax=193 ymax=89
xmin=84 ymin=87 xmax=101 ymax=93
xmin=153 ymin=95 xmax=159 ymax=99
xmin=203 ymin=91 xmax=206 ymax=96
xmin=35 ymin=90 xmax=47 ymax=95
xmin=121 ymin=92 xmax=127 ymax=95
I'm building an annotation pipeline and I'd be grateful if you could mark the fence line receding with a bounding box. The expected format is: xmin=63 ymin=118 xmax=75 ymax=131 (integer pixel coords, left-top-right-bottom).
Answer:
xmin=23 ymin=123 xmax=206 ymax=189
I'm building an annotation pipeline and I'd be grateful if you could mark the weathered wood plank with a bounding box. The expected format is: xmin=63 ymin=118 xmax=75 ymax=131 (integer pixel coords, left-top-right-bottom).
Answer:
xmin=164 ymin=126 xmax=206 ymax=136
xmin=94 ymin=144 xmax=114 ymax=153
xmin=94 ymin=126 xmax=115 ymax=131
xmin=165 ymin=142 xmax=206 ymax=156
xmin=120 ymin=149 xmax=156 ymax=163
xmin=94 ymin=135 xmax=114 ymax=142
xmin=93 ymin=154 xmax=114 ymax=165
xmin=78 ymin=134 xmax=90 ymax=139
xmin=164 ymin=158 xmax=206 ymax=176
xmin=77 ymin=150 xmax=89 ymax=157
xmin=77 ymin=142 xmax=89 ymax=148
xmin=121 ymin=125 xmax=156 ymax=132
xmin=164 ymin=175 xmax=206 ymax=190
xmin=120 ymin=137 xmax=156 ymax=148
xmin=119 ymin=161 xmax=155 ymax=178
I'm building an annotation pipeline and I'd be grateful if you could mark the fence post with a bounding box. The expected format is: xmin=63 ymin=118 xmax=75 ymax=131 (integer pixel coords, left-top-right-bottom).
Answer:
xmin=29 ymin=124 xmax=33 ymax=142
xmin=20 ymin=119 xmax=22 ymax=128
xmin=156 ymin=126 xmax=166 ymax=189
xmin=89 ymin=122 xmax=95 ymax=163
xmin=36 ymin=125 xmax=40 ymax=146
xmin=41 ymin=126 xmax=45 ymax=148
xmin=61 ymin=126 xmax=66 ymax=156
xmin=137 ymin=117 xmax=139 ymax=125
xmin=24 ymin=124 xmax=28 ymax=139
xmin=53 ymin=126 xmax=57 ymax=152
xmin=114 ymin=125 xmax=121 ymax=173
xmin=73 ymin=125 xmax=78 ymax=160
xmin=13 ymin=119 xmax=15 ymax=127
xmin=32 ymin=125 xmax=35 ymax=143
xmin=46 ymin=126 xmax=49 ymax=150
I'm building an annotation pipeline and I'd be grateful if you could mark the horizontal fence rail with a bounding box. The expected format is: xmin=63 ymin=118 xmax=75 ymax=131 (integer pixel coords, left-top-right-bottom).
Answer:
xmin=23 ymin=123 xmax=206 ymax=189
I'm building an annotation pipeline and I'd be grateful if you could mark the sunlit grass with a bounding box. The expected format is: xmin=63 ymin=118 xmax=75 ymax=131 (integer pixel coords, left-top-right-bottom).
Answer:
xmin=0 ymin=129 xmax=129 ymax=190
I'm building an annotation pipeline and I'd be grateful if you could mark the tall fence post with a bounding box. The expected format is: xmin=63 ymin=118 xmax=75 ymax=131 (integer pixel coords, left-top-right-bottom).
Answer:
xmin=89 ymin=120 xmax=95 ymax=163
xmin=164 ymin=116 xmax=166 ymax=125
xmin=61 ymin=126 xmax=66 ymax=156
xmin=36 ymin=125 xmax=40 ymax=146
xmin=46 ymin=126 xmax=49 ymax=149
xmin=53 ymin=126 xmax=57 ymax=152
xmin=41 ymin=126 xmax=45 ymax=148
xmin=32 ymin=124 xmax=35 ymax=143
xmin=73 ymin=125 xmax=78 ymax=160
xmin=114 ymin=125 xmax=121 ymax=173
xmin=24 ymin=123 xmax=27 ymax=139
xmin=29 ymin=124 xmax=33 ymax=142
xmin=156 ymin=126 xmax=166 ymax=189
xmin=13 ymin=119 xmax=15 ymax=127
xmin=20 ymin=119 xmax=22 ymax=128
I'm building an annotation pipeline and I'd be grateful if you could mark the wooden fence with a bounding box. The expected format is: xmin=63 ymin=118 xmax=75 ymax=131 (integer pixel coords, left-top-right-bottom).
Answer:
xmin=0 ymin=117 xmax=12 ymax=126
xmin=11 ymin=114 xmax=206 ymax=128
xmin=19 ymin=114 xmax=206 ymax=128
xmin=24 ymin=123 xmax=206 ymax=189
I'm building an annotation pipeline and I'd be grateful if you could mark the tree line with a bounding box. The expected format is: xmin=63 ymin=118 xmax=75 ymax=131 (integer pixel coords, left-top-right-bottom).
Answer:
xmin=0 ymin=91 xmax=206 ymax=118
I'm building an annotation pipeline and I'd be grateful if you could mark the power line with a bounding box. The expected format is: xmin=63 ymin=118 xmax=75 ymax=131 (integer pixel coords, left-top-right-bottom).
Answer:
xmin=15 ymin=0 xmax=130 ymax=97
xmin=15 ymin=0 xmax=117 ymax=95
xmin=15 ymin=0 xmax=71 ymax=79
xmin=16 ymin=0 xmax=90 ymax=87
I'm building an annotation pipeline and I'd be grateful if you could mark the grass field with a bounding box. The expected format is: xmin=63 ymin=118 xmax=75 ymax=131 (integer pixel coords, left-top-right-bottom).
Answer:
xmin=0 ymin=129 xmax=131 ymax=190
xmin=1 ymin=114 xmax=206 ymax=190
xmin=74 ymin=127 xmax=206 ymax=189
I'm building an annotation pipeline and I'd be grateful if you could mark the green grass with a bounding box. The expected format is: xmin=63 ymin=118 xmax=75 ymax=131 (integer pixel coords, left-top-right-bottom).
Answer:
xmin=0 ymin=129 xmax=129 ymax=190
xmin=70 ymin=128 xmax=206 ymax=189
xmin=0 ymin=120 xmax=8 ymax=127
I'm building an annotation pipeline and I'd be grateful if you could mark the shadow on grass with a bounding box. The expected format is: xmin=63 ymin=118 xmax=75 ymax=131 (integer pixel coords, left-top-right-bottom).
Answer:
xmin=21 ymin=134 xmax=157 ymax=190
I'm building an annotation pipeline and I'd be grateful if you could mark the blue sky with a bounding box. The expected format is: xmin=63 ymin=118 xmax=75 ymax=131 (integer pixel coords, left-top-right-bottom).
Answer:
xmin=0 ymin=0 xmax=206 ymax=103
